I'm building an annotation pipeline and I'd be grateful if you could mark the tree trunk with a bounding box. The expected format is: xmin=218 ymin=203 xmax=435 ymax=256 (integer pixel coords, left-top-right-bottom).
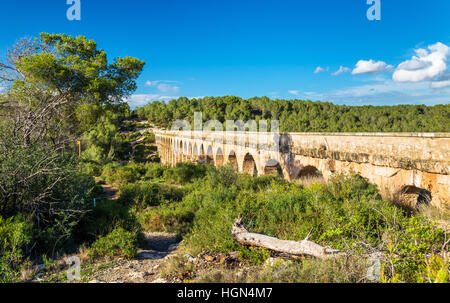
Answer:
xmin=231 ymin=215 xmax=345 ymax=259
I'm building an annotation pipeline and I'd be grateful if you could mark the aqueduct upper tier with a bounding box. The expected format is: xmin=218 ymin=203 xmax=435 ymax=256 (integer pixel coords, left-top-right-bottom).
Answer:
xmin=155 ymin=131 xmax=450 ymax=208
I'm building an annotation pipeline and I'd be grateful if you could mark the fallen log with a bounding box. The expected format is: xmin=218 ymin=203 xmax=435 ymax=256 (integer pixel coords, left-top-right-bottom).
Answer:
xmin=231 ymin=215 xmax=346 ymax=259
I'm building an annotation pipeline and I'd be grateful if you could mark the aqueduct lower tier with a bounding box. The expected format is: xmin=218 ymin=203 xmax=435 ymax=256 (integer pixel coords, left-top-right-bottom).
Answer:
xmin=155 ymin=131 xmax=450 ymax=208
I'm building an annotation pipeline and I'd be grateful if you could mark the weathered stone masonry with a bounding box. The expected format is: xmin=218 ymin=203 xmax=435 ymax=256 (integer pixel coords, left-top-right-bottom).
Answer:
xmin=156 ymin=131 xmax=450 ymax=208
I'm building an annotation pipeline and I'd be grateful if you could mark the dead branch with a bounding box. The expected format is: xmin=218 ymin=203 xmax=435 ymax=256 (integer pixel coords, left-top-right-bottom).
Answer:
xmin=231 ymin=215 xmax=346 ymax=259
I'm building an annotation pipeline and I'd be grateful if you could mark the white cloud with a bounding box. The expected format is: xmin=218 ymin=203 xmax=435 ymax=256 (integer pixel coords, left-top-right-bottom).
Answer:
xmin=314 ymin=66 xmax=328 ymax=74
xmin=352 ymin=59 xmax=393 ymax=75
xmin=126 ymin=94 xmax=205 ymax=109
xmin=127 ymin=94 xmax=176 ymax=108
xmin=302 ymin=80 xmax=450 ymax=105
xmin=314 ymin=67 xmax=324 ymax=74
xmin=431 ymin=79 xmax=450 ymax=89
xmin=145 ymin=80 xmax=180 ymax=94
xmin=288 ymin=90 xmax=300 ymax=95
xmin=332 ymin=66 xmax=350 ymax=76
xmin=157 ymin=83 xmax=180 ymax=94
xmin=393 ymin=42 xmax=450 ymax=83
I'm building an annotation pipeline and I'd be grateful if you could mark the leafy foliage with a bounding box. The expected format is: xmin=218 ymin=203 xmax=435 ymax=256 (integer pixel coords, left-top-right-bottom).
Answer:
xmin=136 ymin=165 xmax=448 ymax=282
xmin=0 ymin=32 xmax=144 ymax=267
xmin=88 ymin=228 xmax=138 ymax=260
xmin=136 ymin=96 xmax=450 ymax=132
xmin=0 ymin=216 xmax=32 ymax=282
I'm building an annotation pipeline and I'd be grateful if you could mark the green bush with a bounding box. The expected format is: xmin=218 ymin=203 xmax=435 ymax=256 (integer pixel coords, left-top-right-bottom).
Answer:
xmin=81 ymin=161 xmax=103 ymax=176
xmin=119 ymin=182 xmax=184 ymax=209
xmin=137 ymin=97 xmax=450 ymax=132
xmin=238 ymin=247 xmax=271 ymax=266
xmin=144 ymin=163 xmax=165 ymax=180
xmin=142 ymin=132 xmax=156 ymax=144
xmin=82 ymin=118 xmax=132 ymax=164
xmin=163 ymin=162 xmax=208 ymax=185
xmin=89 ymin=228 xmax=138 ymax=260
xmin=143 ymin=168 xmax=447 ymax=283
xmin=0 ymin=216 xmax=32 ymax=282
xmin=119 ymin=182 xmax=160 ymax=208
xmin=101 ymin=162 xmax=144 ymax=186
xmin=35 ymin=171 xmax=100 ymax=254
xmin=75 ymin=199 xmax=139 ymax=243
xmin=132 ymin=144 xmax=154 ymax=163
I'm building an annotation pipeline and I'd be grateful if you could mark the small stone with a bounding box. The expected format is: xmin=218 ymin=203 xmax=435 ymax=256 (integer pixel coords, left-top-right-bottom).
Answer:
xmin=264 ymin=257 xmax=277 ymax=267
xmin=168 ymin=243 xmax=179 ymax=251
xmin=184 ymin=254 xmax=196 ymax=262
xmin=36 ymin=264 xmax=46 ymax=272
xmin=204 ymin=255 xmax=214 ymax=262
xmin=137 ymin=251 xmax=162 ymax=260
xmin=228 ymin=251 xmax=241 ymax=259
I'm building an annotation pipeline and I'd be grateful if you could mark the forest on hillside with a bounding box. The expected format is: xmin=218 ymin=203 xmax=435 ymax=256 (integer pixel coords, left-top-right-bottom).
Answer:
xmin=0 ymin=33 xmax=449 ymax=284
xmin=136 ymin=97 xmax=450 ymax=132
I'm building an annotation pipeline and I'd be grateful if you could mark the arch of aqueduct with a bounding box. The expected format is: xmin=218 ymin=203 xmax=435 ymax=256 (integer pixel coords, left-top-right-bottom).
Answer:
xmin=155 ymin=130 xmax=450 ymax=208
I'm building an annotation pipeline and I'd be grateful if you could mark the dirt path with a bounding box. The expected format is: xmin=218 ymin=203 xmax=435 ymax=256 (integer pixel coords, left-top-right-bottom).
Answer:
xmin=95 ymin=177 xmax=119 ymax=200
xmin=89 ymin=232 xmax=180 ymax=283
xmin=88 ymin=181 xmax=179 ymax=282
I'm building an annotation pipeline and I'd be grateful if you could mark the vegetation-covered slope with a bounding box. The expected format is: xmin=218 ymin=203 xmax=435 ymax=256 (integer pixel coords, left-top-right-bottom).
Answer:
xmin=136 ymin=96 xmax=450 ymax=132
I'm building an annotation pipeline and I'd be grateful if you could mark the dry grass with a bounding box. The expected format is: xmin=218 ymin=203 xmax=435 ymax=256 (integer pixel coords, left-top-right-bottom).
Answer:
xmin=293 ymin=175 xmax=326 ymax=188
xmin=159 ymin=254 xmax=195 ymax=279
xmin=20 ymin=260 xmax=36 ymax=281
xmin=78 ymin=244 xmax=91 ymax=264
xmin=419 ymin=204 xmax=450 ymax=232
xmin=194 ymin=256 xmax=371 ymax=283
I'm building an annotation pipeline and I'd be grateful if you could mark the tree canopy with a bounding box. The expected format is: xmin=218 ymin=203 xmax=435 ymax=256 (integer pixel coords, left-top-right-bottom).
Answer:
xmin=1 ymin=33 xmax=145 ymax=134
xmin=136 ymin=96 xmax=450 ymax=132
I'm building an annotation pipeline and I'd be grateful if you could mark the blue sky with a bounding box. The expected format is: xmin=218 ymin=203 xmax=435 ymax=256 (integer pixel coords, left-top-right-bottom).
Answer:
xmin=1 ymin=0 xmax=450 ymax=108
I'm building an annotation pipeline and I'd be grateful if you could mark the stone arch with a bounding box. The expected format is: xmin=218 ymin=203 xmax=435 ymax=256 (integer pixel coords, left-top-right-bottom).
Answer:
xmin=200 ymin=144 xmax=205 ymax=156
xmin=178 ymin=140 xmax=183 ymax=155
xmin=227 ymin=150 xmax=238 ymax=170
xmin=193 ymin=143 xmax=199 ymax=156
xmin=188 ymin=142 xmax=193 ymax=158
xmin=206 ymin=145 xmax=214 ymax=164
xmin=202 ymin=142 xmax=211 ymax=156
xmin=197 ymin=145 xmax=206 ymax=164
xmin=263 ymin=159 xmax=283 ymax=177
xmin=183 ymin=141 xmax=188 ymax=155
xmin=296 ymin=165 xmax=323 ymax=179
xmin=215 ymin=147 xmax=224 ymax=167
xmin=397 ymin=186 xmax=432 ymax=209
xmin=291 ymin=165 xmax=325 ymax=186
xmin=242 ymin=153 xmax=258 ymax=176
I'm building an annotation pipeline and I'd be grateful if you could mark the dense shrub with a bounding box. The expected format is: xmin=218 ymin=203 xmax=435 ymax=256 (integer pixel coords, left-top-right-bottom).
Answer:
xmin=144 ymin=163 xmax=166 ymax=180
xmin=142 ymin=167 xmax=448 ymax=282
xmin=81 ymin=161 xmax=103 ymax=177
xmin=88 ymin=228 xmax=138 ymax=260
xmin=82 ymin=116 xmax=132 ymax=164
xmin=142 ymin=132 xmax=156 ymax=144
xmin=0 ymin=216 xmax=32 ymax=282
xmin=118 ymin=182 xmax=184 ymax=210
xmin=132 ymin=144 xmax=154 ymax=163
xmin=101 ymin=162 xmax=144 ymax=186
xmin=0 ymin=125 xmax=100 ymax=255
xmin=75 ymin=200 xmax=139 ymax=244
xmin=163 ymin=162 xmax=209 ymax=185
xmin=136 ymin=97 xmax=450 ymax=132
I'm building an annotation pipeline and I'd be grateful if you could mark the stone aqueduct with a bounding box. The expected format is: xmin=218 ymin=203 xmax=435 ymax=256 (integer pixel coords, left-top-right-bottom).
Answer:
xmin=155 ymin=131 xmax=450 ymax=208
